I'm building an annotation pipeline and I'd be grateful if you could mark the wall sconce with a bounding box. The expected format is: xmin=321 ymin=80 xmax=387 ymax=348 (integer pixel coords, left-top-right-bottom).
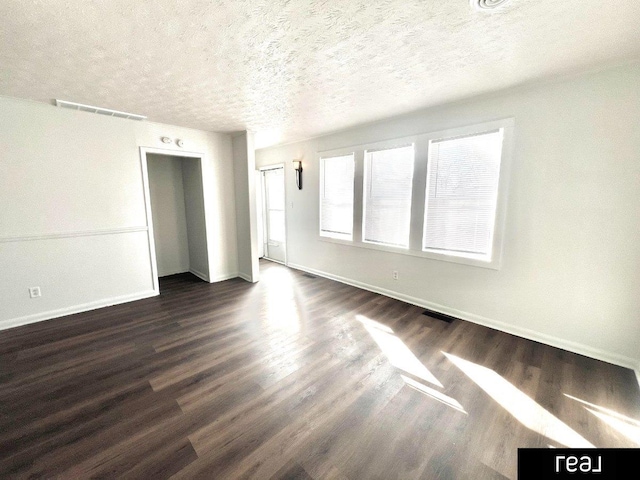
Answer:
xmin=293 ymin=160 xmax=303 ymax=190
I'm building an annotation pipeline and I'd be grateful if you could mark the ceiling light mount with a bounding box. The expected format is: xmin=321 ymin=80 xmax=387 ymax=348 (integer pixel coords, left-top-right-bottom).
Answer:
xmin=471 ymin=0 xmax=511 ymax=11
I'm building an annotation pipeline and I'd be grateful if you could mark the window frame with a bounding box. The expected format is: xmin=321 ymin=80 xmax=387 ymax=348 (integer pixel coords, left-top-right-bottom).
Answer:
xmin=420 ymin=119 xmax=514 ymax=270
xmin=316 ymin=118 xmax=514 ymax=270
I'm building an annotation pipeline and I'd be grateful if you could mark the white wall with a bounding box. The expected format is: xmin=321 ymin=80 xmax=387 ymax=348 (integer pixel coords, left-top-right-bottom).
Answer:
xmin=0 ymin=96 xmax=237 ymax=329
xmin=256 ymin=62 xmax=640 ymax=371
xmin=233 ymin=132 xmax=260 ymax=282
xmin=182 ymin=158 xmax=210 ymax=280
xmin=147 ymin=155 xmax=190 ymax=277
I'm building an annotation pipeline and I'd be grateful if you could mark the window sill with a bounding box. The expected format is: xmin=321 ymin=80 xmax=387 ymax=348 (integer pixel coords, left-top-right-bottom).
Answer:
xmin=317 ymin=235 xmax=501 ymax=270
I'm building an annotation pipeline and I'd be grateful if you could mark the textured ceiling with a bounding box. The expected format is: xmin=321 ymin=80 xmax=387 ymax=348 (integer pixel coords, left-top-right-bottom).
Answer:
xmin=1 ymin=0 xmax=640 ymax=148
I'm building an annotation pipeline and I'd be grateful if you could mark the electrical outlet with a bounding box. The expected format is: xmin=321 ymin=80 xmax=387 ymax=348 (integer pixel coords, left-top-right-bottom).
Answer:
xmin=29 ymin=287 xmax=41 ymax=298
xmin=392 ymin=271 xmax=399 ymax=280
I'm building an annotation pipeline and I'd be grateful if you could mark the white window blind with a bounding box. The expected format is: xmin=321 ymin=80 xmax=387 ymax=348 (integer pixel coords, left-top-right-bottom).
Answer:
xmin=363 ymin=145 xmax=414 ymax=248
xmin=320 ymin=154 xmax=355 ymax=240
xmin=423 ymin=129 xmax=504 ymax=259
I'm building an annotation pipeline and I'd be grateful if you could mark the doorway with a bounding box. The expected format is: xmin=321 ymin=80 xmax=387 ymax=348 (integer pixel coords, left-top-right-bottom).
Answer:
xmin=259 ymin=165 xmax=286 ymax=264
xmin=141 ymin=148 xmax=210 ymax=292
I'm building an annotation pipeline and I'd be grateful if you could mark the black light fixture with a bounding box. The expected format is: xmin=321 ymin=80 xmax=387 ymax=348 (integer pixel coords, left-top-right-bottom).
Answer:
xmin=293 ymin=159 xmax=303 ymax=190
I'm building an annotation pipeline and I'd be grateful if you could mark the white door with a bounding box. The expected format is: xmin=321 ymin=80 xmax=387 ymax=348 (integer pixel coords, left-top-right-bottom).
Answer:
xmin=262 ymin=167 xmax=286 ymax=263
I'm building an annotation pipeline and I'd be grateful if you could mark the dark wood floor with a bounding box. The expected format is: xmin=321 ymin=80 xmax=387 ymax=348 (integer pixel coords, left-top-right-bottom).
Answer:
xmin=1 ymin=260 xmax=639 ymax=479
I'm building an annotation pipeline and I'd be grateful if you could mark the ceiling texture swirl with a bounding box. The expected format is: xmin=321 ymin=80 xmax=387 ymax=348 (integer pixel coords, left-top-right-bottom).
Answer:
xmin=1 ymin=0 xmax=640 ymax=147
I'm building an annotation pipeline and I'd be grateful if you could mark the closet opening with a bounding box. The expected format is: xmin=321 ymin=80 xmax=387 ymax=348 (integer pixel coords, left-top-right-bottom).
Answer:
xmin=141 ymin=149 xmax=209 ymax=293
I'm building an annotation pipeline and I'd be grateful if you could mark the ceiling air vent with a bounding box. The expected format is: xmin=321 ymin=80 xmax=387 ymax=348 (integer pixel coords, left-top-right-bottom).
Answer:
xmin=55 ymin=100 xmax=147 ymax=121
xmin=471 ymin=0 xmax=511 ymax=11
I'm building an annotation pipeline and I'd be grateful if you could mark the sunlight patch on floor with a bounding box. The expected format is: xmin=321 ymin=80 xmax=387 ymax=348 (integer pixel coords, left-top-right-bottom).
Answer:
xmin=356 ymin=315 xmax=394 ymax=334
xmin=564 ymin=394 xmax=640 ymax=445
xmin=357 ymin=315 xmax=442 ymax=387
xmin=401 ymin=375 xmax=467 ymax=413
xmin=444 ymin=352 xmax=595 ymax=448
xmin=263 ymin=267 xmax=301 ymax=334
xmin=585 ymin=408 xmax=640 ymax=445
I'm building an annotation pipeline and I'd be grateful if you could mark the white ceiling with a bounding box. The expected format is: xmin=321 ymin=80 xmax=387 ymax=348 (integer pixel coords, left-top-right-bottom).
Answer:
xmin=1 ymin=0 xmax=640 ymax=148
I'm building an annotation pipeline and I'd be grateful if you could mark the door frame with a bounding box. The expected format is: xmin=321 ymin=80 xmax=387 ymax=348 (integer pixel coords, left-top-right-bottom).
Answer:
xmin=258 ymin=163 xmax=288 ymax=265
xmin=140 ymin=146 xmax=210 ymax=293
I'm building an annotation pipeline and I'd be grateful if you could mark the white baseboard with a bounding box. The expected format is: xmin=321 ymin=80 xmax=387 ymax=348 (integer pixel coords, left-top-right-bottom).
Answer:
xmin=238 ymin=272 xmax=253 ymax=282
xmin=208 ymin=272 xmax=240 ymax=283
xmin=189 ymin=268 xmax=210 ymax=282
xmin=287 ymin=262 xmax=639 ymax=372
xmin=263 ymin=257 xmax=286 ymax=266
xmin=0 ymin=290 xmax=158 ymax=332
xmin=184 ymin=269 xmax=244 ymax=283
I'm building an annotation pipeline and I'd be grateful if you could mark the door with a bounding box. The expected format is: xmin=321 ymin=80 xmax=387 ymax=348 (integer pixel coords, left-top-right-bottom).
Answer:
xmin=262 ymin=166 xmax=286 ymax=263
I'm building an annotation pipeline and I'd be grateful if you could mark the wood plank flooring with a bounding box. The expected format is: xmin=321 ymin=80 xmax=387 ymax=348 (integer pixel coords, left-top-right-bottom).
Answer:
xmin=1 ymin=260 xmax=639 ymax=479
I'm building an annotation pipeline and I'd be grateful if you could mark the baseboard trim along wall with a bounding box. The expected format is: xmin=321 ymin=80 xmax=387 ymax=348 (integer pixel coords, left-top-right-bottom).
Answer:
xmin=189 ymin=268 xmax=210 ymax=282
xmin=209 ymin=272 xmax=240 ymax=283
xmin=287 ymin=262 xmax=640 ymax=373
xmin=191 ymin=269 xmax=246 ymax=284
xmin=237 ymin=272 xmax=253 ymax=282
xmin=0 ymin=290 xmax=158 ymax=332
xmin=1 ymin=269 xmax=251 ymax=333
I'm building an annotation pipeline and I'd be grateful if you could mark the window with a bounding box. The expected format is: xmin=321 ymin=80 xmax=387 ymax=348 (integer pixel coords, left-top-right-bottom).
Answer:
xmin=423 ymin=129 xmax=504 ymax=261
xmin=264 ymin=167 xmax=285 ymax=243
xmin=320 ymin=153 xmax=355 ymax=240
xmin=363 ymin=145 xmax=414 ymax=248
xmin=317 ymin=118 xmax=512 ymax=269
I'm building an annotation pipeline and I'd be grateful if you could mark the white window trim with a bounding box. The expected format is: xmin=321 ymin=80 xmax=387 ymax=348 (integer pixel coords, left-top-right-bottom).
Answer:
xmin=317 ymin=118 xmax=515 ymax=270
xmin=420 ymin=119 xmax=514 ymax=270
